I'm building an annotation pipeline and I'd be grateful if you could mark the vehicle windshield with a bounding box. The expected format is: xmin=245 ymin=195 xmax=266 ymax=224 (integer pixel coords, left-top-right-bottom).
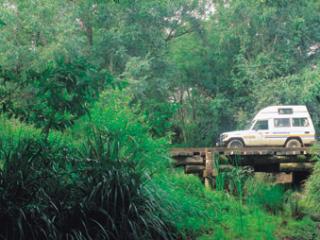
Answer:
xmin=245 ymin=120 xmax=254 ymax=130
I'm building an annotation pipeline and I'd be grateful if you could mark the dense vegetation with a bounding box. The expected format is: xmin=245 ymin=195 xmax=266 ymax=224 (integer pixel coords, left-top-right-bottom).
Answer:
xmin=1 ymin=0 xmax=320 ymax=239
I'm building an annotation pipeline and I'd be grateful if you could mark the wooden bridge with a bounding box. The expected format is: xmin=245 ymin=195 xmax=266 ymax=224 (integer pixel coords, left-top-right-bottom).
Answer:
xmin=171 ymin=147 xmax=319 ymax=186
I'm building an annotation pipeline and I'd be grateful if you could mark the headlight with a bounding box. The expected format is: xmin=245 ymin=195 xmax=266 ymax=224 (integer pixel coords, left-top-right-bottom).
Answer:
xmin=220 ymin=134 xmax=228 ymax=141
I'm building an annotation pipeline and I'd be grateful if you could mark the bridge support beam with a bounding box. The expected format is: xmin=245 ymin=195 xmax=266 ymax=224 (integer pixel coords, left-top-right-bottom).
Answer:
xmin=170 ymin=147 xmax=316 ymax=186
xmin=203 ymin=149 xmax=215 ymax=188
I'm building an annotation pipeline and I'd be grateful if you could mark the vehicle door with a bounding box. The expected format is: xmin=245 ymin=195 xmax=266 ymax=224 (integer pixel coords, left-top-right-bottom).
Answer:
xmin=251 ymin=119 xmax=270 ymax=146
xmin=272 ymin=118 xmax=291 ymax=145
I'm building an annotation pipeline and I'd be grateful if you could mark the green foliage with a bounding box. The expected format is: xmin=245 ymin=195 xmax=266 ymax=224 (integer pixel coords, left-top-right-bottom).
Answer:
xmin=30 ymin=56 xmax=106 ymax=132
xmin=303 ymin=161 xmax=320 ymax=218
xmin=276 ymin=217 xmax=320 ymax=240
xmin=0 ymin=116 xmax=70 ymax=239
xmin=244 ymin=176 xmax=285 ymax=214
xmin=0 ymin=116 xmax=41 ymax=163
xmin=72 ymin=89 xmax=171 ymax=173
xmin=172 ymin=93 xmax=234 ymax=146
xmin=1 ymin=0 xmax=320 ymax=239
xmin=164 ymin=0 xmax=320 ymax=143
xmin=1 ymin=0 xmax=320 ymax=144
xmin=1 ymin=111 xmax=295 ymax=240
xmin=0 ymin=19 xmax=5 ymax=27
xmin=0 ymin=56 xmax=108 ymax=134
xmin=0 ymin=98 xmax=173 ymax=240
xmin=154 ymin=171 xmax=280 ymax=240
xmin=283 ymin=191 xmax=305 ymax=219
xmin=214 ymin=156 xmax=254 ymax=195
xmin=153 ymin=171 xmax=219 ymax=237
xmin=66 ymin=90 xmax=175 ymax=239
xmin=61 ymin=164 xmax=172 ymax=240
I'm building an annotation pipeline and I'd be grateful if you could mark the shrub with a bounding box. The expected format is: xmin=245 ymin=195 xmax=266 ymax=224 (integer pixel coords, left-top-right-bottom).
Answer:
xmin=63 ymin=90 xmax=173 ymax=239
xmin=59 ymin=164 xmax=172 ymax=240
xmin=0 ymin=116 xmax=63 ymax=239
xmin=71 ymin=89 xmax=171 ymax=173
xmin=0 ymin=89 xmax=174 ymax=240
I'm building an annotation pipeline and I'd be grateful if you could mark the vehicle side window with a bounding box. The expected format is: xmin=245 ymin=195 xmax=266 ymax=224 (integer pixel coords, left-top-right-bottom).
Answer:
xmin=274 ymin=118 xmax=290 ymax=127
xmin=253 ymin=120 xmax=268 ymax=130
xmin=292 ymin=118 xmax=309 ymax=127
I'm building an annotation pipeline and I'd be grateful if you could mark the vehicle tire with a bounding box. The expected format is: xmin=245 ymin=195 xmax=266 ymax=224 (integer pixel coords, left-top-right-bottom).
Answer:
xmin=285 ymin=139 xmax=302 ymax=148
xmin=227 ymin=139 xmax=244 ymax=148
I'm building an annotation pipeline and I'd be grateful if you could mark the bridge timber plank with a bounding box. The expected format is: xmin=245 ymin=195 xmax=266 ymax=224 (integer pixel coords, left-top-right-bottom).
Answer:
xmin=171 ymin=147 xmax=313 ymax=157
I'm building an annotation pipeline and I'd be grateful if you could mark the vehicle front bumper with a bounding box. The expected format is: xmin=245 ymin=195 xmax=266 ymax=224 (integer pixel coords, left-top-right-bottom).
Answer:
xmin=216 ymin=135 xmax=227 ymax=147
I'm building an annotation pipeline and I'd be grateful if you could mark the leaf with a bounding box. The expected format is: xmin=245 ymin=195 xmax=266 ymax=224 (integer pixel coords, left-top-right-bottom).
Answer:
xmin=0 ymin=19 xmax=6 ymax=27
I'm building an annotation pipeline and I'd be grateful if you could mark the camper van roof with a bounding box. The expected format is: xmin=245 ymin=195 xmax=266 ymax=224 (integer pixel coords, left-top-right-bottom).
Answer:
xmin=253 ymin=105 xmax=309 ymax=120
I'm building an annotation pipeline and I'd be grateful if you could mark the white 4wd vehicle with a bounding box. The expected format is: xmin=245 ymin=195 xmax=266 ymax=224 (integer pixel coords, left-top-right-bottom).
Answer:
xmin=219 ymin=105 xmax=316 ymax=148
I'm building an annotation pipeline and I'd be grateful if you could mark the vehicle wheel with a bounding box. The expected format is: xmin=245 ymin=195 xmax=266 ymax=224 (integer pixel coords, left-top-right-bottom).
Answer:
xmin=227 ymin=139 xmax=244 ymax=148
xmin=285 ymin=139 xmax=302 ymax=148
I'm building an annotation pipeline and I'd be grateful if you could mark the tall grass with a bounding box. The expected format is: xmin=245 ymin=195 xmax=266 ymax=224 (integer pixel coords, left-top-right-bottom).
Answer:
xmin=213 ymin=155 xmax=253 ymax=195
xmin=244 ymin=176 xmax=285 ymax=214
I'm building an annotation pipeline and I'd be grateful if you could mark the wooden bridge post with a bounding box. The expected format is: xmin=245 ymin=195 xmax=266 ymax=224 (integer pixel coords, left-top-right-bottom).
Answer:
xmin=204 ymin=148 xmax=214 ymax=188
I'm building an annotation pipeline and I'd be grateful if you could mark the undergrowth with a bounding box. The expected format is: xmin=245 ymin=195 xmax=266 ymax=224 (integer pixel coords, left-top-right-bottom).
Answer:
xmin=1 ymin=91 xmax=320 ymax=239
xmin=303 ymin=160 xmax=320 ymax=220
xmin=0 ymin=92 xmax=174 ymax=240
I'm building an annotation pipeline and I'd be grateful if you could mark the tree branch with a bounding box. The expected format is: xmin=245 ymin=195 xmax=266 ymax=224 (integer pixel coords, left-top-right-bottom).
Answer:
xmin=165 ymin=28 xmax=194 ymax=42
